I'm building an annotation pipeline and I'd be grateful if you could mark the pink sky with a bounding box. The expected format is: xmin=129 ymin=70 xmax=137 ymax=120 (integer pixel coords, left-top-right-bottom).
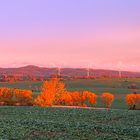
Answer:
xmin=0 ymin=0 xmax=140 ymax=72
xmin=0 ymin=25 xmax=140 ymax=71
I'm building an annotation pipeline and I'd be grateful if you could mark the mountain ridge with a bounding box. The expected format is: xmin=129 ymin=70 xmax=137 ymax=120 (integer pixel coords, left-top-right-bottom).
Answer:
xmin=0 ymin=65 xmax=140 ymax=78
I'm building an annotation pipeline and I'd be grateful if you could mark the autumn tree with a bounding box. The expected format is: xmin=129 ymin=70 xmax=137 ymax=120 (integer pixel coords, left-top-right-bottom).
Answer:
xmin=60 ymin=91 xmax=97 ymax=107
xmin=69 ymin=92 xmax=83 ymax=106
xmin=54 ymin=80 xmax=66 ymax=105
xmin=35 ymin=78 xmax=65 ymax=107
xmin=0 ymin=88 xmax=13 ymax=105
xmin=60 ymin=92 xmax=73 ymax=105
xmin=126 ymin=93 xmax=140 ymax=110
xmin=101 ymin=93 xmax=115 ymax=109
xmin=82 ymin=91 xmax=97 ymax=106
xmin=0 ymin=88 xmax=33 ymax=106
xmin=14 ymin=89 xmax=33 ymax=105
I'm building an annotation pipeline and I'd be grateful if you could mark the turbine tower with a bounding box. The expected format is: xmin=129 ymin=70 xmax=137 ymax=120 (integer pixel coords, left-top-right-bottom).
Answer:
xmin=118 ymin=61 xmax=122 ymax=78
xmin=86 ymin=63 xmax=92 ymax=79
xmin=119 ymin=69 xmax=122 ymax=78
xmin=87 ymin=67 xmax=90 ymax=78
xmin=50 ymin=62 xmax=61 ymax=78
xmin=57 ymin=66 xmax=61 ymax=77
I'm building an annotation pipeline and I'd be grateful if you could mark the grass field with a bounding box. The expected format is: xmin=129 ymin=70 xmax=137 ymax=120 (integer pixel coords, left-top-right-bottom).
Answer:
xmin=0 ymin=79 xmax=140 ymax=139
xmin=0 ymin=78 xmax=140 ymax=109
xmin=0 ymin=107 xmax=139 ymax=140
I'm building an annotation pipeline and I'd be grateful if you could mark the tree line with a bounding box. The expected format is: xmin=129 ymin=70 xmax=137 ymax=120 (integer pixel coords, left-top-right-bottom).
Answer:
xmin=0 ymin=78 xmax=139 ymax=110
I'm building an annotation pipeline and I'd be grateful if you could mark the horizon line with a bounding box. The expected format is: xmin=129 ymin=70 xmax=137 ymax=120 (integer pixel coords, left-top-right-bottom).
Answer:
xmin=0 ymin=64 xmax=140 ymax=73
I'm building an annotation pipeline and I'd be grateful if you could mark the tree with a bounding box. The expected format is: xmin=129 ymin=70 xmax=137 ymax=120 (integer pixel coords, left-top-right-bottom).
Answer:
xmin=60 ymin=91 xmax=97 ymax=107
xmin=0 ymin=88 xmax=13 ymax=105
xmin=35 ymin=78 xmax=65 ymax=107
xmin=14 ymin=89 xmax=33 ymax=105
xmin=0 ymin=88 xmax=33 ymax=106
xmin=82 ymin=91 xmax=97 ymax=106
xmin=101 ymin=93 xmax=115 ymax=109
xmin=126 ymin=93 xmax=140 ymax=110
xmin=60 ymin=92 xmax=73 ymax=105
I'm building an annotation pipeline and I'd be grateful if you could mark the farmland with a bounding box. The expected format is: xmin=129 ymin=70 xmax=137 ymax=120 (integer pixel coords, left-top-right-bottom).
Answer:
xmin=0 ymin=78 xmax=140 ymax=109
xmin=0 ymin=107 xmax=139 ymax=139
xmin=0 ymin=79 xmax=140 ymax=139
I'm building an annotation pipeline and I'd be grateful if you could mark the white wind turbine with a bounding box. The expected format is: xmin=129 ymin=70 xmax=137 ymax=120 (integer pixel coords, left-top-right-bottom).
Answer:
xmin=52 ymin=61 xmax=66 ymax=78
xmin=49 ymin=62 xmax=61 ymax=78
xmin=57 ymin=65 xmax=61 ymax=77
xmin=86 ymin=63 xmax=93 ymax=78
xmin=117 ymin=61 xmax=123 ymax=78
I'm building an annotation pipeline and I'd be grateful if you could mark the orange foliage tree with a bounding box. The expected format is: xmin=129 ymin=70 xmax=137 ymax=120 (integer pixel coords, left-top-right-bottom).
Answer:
xmin=69 ymin=92 xmax=83 ymax=106
xmin=54 ymin=81 xmax=66 ymax=105
xmin=14 ymin=89 xmax=33 ymax=105
xmin=126 ymin=93 xmax=140 ymax=110
xmin=101 ymin=93 xmax=115 ymax=109
xmin=0 ymin=87 xmax=33 ymax=106
xmin=60 ymin=91 xmax=84 ymax=106
xmin=35 ymin=78 xmax=65 ymax=107
xmin=82 ymin=91 xmax=97 ymax=106
xmin=0 ymin=88 xmax=13 ymax=105
xmin=60 ymin=92 xmax=73 ymax=105
xmin=60 ymin=91 xmax=97 ymax=107
xmin=60 ymin=91 xmax=83 ymax=106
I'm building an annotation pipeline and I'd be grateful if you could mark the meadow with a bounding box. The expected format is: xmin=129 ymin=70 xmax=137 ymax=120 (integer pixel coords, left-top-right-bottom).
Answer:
xmin=0 ymin=79 xmax=140 ymax=139
xmin=0 ymin=78 xmax=140 ymax=109
xmin=0 ymin=107 xmax=139 ymax=140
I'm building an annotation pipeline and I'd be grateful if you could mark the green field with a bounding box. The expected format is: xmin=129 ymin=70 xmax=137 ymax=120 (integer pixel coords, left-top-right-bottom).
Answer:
xmin=0 ymin=78 xmax=140 ymax=109
xmin=0 ymin=79 xmax=140 ymax=139
xmin=0 ymin=107 xmax=139 ymax=140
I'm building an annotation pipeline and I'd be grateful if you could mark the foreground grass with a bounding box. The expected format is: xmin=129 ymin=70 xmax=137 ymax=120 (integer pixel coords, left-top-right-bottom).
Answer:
xmin=0 ymin=107 xmax=139 ymax=139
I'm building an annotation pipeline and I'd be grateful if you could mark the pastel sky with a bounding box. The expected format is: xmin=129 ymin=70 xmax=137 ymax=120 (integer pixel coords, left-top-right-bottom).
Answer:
xmin=0 ymin=0 xmax=140 ymax=71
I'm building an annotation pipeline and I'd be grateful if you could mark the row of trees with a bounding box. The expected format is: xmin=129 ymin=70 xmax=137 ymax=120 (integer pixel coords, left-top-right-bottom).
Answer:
xmin=0 ymin=78 xmax=139 ymax=110
xmin=34 ymin=78 xmax=115 ymax=108
xmin=0 ymin=88 xmax=33 ymax=105
xmin=35 ymin=79 xmax=140 ymax=110
xmin=34 ymin=79 xmax=114 ymax=108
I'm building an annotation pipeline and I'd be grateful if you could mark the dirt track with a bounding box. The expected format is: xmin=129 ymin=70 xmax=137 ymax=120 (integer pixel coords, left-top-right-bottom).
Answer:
xmin=52 ymin=105 xmax=120 ymax=110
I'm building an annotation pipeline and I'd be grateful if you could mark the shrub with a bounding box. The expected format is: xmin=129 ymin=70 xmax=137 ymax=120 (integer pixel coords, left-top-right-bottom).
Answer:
xmin=60 ymin=91 xmax=97 ymax=107
xmin=128 ymin=84 xmax=137 ymax=89
xmin=60 ymin=91 xmax=82 ymax=106
xmin=126 ymin=93 xmax=140 ymax=110
xmin=69 ymin=92 xmax=83 ymax=106
xmin=101 ymin=93 xmax=115 ymax=109
xmin=0 ymin=87 xmax=33 ymax=106
xmin=60 ymin=92 xmax=73 ymax=105
xmin=0 ymin=88 xmax=14 ymax=105
xmin=82 ymin=91 xmax=97 ymax=106
xmin=14 ymin=89 xmax=33 ymax=106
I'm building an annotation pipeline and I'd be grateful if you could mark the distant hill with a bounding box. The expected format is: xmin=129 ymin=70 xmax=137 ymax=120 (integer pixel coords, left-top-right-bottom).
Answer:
xmin=0 ymin=65 xmax=140 ymax=78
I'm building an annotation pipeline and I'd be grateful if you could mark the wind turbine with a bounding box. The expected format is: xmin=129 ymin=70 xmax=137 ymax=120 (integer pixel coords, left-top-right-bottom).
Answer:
xmin=57 ymin=66 xmax=61 ymax=77
xmin=118 ymin=61 xmax=122 ymax=78
xmin=49 ymin=62 xmax=61 ymax=78
xmin=53 ymin=61 xmax=66 ymax=78
xmin=86 ymin=64 xmax=90 ymax=78
xmin=86 ymin=63 xmax=93 ymax=79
